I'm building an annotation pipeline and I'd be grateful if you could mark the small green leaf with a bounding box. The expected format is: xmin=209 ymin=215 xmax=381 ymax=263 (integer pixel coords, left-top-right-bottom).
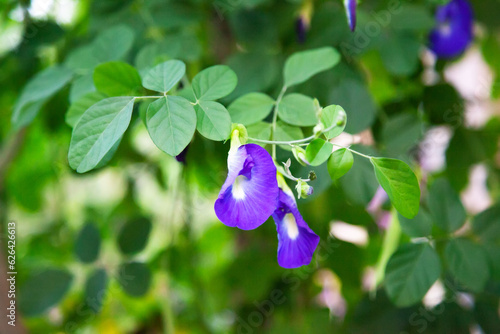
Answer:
xmin=247 ymin=122 xmax=272 ymax=146
xmin=142 ymin=60 xmax=185 ymax=93
xmin=305 ymin=139 xmax=333 ymax=166
xmin=85 ymin=268 xmax=108 ymax=313
xmin=19 ymin=269 xmax=73 ymax=317
xmin=371 ymin=158 xmax=420 ymax=219
xmin=118 ymin=217 xmax=152 ymax=256
xmin=74 ymin=223 xmax=101 ymax=263
xmin=12 ymin=65 xmax=73 ymax=129
xmin=427 ymin=178 xmax=466 ymax=233
xmin=277 ymin=93 xmax=317 ymax=126
xmin=283 ymin=47 xmax=340 ymax=87
xmin=146 ymin=96 xmax=196 ymax=156
xmin=385 ymin=243 xmax=441 ymax=307
xmin=68 ymin=97 xmax=135 ymax=173
xmin=445 ymin=238 xmax=490 ymax=292
xmin=195 ymin=100 xmax=231 ymax=141
xmin=398 ymin=208 xmax=433 ymax=238
xmin=92 ymin=25 xmax=135 ymax=63
xmin=192 ymin=65 xmax=237 ymax=100
xmin=472 ymin=202 xmax=500 ymax=243
xmin=320 ymin=105 xmax=347 ymax=139
xmin=66 ymin=92 xmax=107 ymax=127
xmin=274 ymin=121 xmax=303 ymax=151
xmin=93 ymin=61 xmax=142 ymax=96
xmin=228 ymin=92 xmax=275 ymax=125
xmin=118 ymin=262 xmax=151 ymax=297
xmin=327 ymin=148 xmax=353 ymax=180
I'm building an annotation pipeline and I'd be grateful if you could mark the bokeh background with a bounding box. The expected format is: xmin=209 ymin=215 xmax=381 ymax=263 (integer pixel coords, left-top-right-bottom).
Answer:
xmin=0 ymin=0 xmax=500 ymax=333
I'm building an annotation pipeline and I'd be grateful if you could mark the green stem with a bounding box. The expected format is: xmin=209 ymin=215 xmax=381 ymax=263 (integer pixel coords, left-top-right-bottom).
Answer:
xmin=249 ymin=122 xmax=339 ymax=146
xmin=271 ymin=85 xmax=288 ymax=159
xmin=134 ymin=96 xmax=163 ymax=100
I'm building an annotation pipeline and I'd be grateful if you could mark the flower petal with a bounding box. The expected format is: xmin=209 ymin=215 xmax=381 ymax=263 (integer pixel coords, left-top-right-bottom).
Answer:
xmin=272 ymin=189 xmax=320 ymax=268
xmin=215 ymin=144 xmax=279 ymax=230
xmin=429 ymin=0 xmax=474 ymax=58
xmin=344 ymin=0 xmax=357 ymax=32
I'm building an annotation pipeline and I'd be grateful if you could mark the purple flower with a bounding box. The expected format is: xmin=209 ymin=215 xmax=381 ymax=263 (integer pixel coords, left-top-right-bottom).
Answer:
xmin=272 ymin=188 xmax=320 ymax=268
xmin=344 ymin=0 xmax=357 ymax=32
xmin=214 ymin=144 xmax=279 ymax=230
xmin=295 ymin=16 xmax=308 ymax=44
xmin=429 ymin=0 xmax=474 ymax=58
xmin=175 ymin=145 xmax=189 ymax=164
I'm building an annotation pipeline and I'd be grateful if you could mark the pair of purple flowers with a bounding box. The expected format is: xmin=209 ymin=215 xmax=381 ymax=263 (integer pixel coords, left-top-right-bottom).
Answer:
xmin=343 ymin=0 xmax=474 ymax=58
xmin=214 ymin=143 xmax=320 ymax=269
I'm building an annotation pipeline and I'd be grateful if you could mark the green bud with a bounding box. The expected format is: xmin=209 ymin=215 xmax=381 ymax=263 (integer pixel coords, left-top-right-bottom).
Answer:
xmin=292 ymin=146 xmax=309 ymax=166
xmin=296 ymin=180 xmax=314 ymax=199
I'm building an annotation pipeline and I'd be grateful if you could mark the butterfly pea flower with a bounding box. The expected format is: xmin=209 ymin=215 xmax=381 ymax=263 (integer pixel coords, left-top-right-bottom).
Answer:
xmin=272 ymin=176 xmax=320 ymax=268
xmin=214 ymin=139 xmax=279 ymax=230
xmin=295 ymin=0 xmax=313 ymax=44
xmin=429 ymin=0 xmax=474 ymax=58
xmin=344 ymin=0 xmax=357 ymax=32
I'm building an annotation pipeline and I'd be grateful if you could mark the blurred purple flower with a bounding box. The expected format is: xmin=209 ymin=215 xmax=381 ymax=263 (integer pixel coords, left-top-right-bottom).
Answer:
xmin=295 ymin=16 xmax=309 ymax=44
xmin=175 ymin=145 xmax=189 ymax=164
xmin=429 ymin=0 xmax=474 ymax=58
xmin=272 ymin=188 xmax=320 ymax=268
xmin=344 ymin=0 xmax=357 ymax=32
xmin=214 ymin=144 xmax=279 ymax=230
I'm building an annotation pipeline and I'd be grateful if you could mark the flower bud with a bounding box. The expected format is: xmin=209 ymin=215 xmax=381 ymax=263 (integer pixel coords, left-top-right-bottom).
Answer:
xmin=296 ymin=180 xmax=314 ymax=199
xmin=292 ymin=146 xmax=310 ymax=166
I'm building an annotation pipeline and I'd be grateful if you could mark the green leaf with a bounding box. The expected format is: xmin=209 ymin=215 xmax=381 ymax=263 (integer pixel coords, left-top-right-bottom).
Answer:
xmin=284 ymin=47 xmax=340 ymax=87
xmin=445 ymin=238 xmax=490 ymax=292
xmin=12 ymin=65 xmax=73 ymax=129
xmin=66 ymin=92 xmax=107 ymax=127
xmin=327 ymin=148 xmax=353 ymax=180
xmin=68 ymin=97 xmax=135 ymax=173
xmin=472 ymin=202 xmax=500 ymax=243
xmin=381 ymin=113 xmax=423 ymax=155
xmin=385 ymin=243 xmax=441 ymax=307
xmin=85 ymin=268 xmax=108 ymax=313
xmin=93 ymin=61 xmax=142 ymax=96
xmin=118 ymin=262 xmax=151 ymax=297
xmin=305 ymin=139 xmax=333 ymax=166
xmin=74 ymin=223 xmax=101 ymax=263
xmin=146 ymin=96 xmax=196 ymax=156
xmin=320 ymin=105 xmax=347 ymax=139
xmin=247 ymin=122 xmax=272 ymax=146
xmin=118 ymin=217 xmax=152 ymax=256
xmin=142 ymin=60 xmax=185 ymax=93
xmin=69 ymin=73 xmax=96 ymax=103
xmin=195 ymin=100 xmax=231 ymax=141
xmin=277 ymin=93 xmax=318 ymax=126
xmin=192 ymin=65 xmax=237 ymax=100
xmin=92 ymin=25 xmax=135 ymax=63
xmin=228 ymin=92 xmax=275 ymax=125
xmin=19 ymin=269 xmax=73 ymax=317
xmin=398 ymin=208 xmax=433 ymax=238
xmin=427 ymin=179 xmax=466 ymax=233
xmin=371 ymin=158 xmax=420 ymax=219
xmin=274 ymin=121 xmax=303 ymax=151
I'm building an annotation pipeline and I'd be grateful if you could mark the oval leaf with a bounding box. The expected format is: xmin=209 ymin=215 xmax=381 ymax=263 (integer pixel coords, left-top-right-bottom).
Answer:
xmin=228 ymin=92 xmax=275 ymax=125
xmin=118 ymin=217 xmax=152 ymax=256
xmin=385 ymin=243 xmax=441 ymax=307
xmin=142 ymin=60 xmax=185 ymax=93
xmin=118 ymin=262 xmax=151 ymax=297
xmin=283 ymin=47 xmax=340 ymax=87
xmin=19 ymin=269 xmax=73 ymax=317
xmin=398 ymin=208 xmax=433 ymax=238
xmin=93 ymin=61 xmax=142 ymax=96
xmin=328 ymin=148 xmax=353 ymax=180
xmin=305 ymin=138 xmax=333 ymax=166
xmin=68 ymin=97 xmax=135 ymax=173
xmin=371 ymin=158 xmax=420 ymax=219
xmin=12 ymin=65 xmax=73 ymax=129
xmin=195 ymin=100 xmax=231 ymax=141
xmin=85 ymin=268 xmax=108 ymax=313
xmin=66 ymin=91 xmax=107 ymax=127
xmin=427 ymin=178 xmax=466 ymax=233
xmin=191 ymin=65 xmax=237 ymax=100
xmin=277 ymin=93 xmax=318 ymax=126
xmin=445 ymin=238 xmax=490 ymax=293
xmin=274 ymin=121 xmax=303 ymax=151
xmin=320 ymin=105 xmax=347 ymax=139
xmin=472 ymin=202 xmax=500 ymax=243
xmin=146 ymin=96 xmax=196 ymax=156
xmin=74 ymin=223 xmax=101 ymax=263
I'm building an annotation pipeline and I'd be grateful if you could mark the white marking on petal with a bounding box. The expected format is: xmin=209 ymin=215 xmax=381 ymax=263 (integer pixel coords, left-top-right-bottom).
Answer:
xmin=284 ymin=213 xmax=299 ymax=240
xmin=232 ymin=175 xmax=248 ymax=199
